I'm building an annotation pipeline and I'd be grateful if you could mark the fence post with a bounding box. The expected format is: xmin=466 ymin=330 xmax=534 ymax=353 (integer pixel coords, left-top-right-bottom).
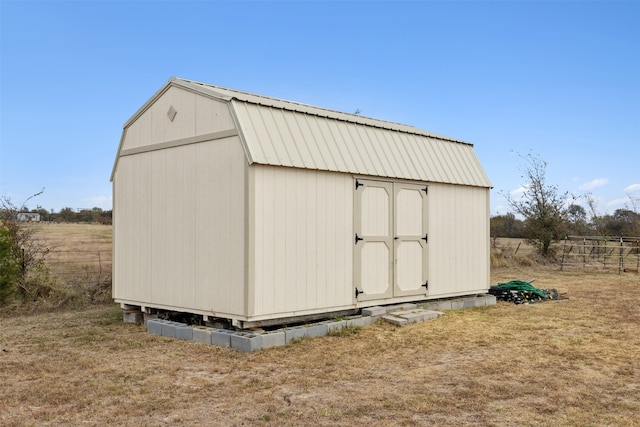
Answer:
xmin=98 ymin=251 xmax=102 ymax=283
xmin=619 ymin=237 xmax=623 ymax=275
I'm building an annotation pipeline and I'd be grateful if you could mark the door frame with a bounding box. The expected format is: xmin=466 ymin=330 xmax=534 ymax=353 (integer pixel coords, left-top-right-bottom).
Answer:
xmin=353 ymin=177 xmax=429 ymax=302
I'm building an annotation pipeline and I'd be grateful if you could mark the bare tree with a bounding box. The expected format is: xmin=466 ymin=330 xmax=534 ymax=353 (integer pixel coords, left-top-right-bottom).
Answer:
xmin=506 ymin=153 xmax=569 ymax=257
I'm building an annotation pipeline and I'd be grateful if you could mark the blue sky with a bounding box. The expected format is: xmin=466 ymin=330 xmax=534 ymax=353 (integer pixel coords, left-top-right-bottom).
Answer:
xmin=1 ymin=0 xmax=639 ymax=216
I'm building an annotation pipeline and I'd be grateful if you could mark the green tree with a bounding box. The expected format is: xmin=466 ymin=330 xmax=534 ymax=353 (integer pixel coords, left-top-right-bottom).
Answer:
xmin=490 ymin=213 xmax=523 ymax=238
xmin=34 ymin=205 xmax=51 ymax=222
xmin=601 ymin=209 xmax=640 ymax=237
xmin=566 ymin=204 xmax=592 ymax=235
xmin=58 ymin=207 xmax=76 ymax=222
xmin=506 ymin=153 xmax=569 ymax=257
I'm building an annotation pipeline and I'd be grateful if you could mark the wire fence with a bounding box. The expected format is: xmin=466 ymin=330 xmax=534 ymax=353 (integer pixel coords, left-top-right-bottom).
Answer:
xmin=46 ymin=249 xmax=112 ymax=284
xmin=560 ymin=236 xmax=640 ymax=274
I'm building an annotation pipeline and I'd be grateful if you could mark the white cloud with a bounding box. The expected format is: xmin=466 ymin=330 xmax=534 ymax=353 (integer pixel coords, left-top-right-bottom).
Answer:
xmin=624 ymin=183 xmax=640 ymax=193
xmin=578 ymin=178 xmax=608 ymax=191
xmin=509 ymin=185 xmax=528 ymax=201
xmin=606 ymin=198 xmax=629 ymax=211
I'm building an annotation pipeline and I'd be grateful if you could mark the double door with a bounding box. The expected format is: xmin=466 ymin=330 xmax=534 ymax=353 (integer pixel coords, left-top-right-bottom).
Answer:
xmin=354 ymin=179 xmax=429 ymax=301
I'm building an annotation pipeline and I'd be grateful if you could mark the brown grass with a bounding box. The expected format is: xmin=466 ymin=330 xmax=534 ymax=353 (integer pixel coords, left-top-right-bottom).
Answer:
xmin=0 ymin=227 xmax=638 ymax=426
xmin=30 ymin=223 xmax=112 ymax=278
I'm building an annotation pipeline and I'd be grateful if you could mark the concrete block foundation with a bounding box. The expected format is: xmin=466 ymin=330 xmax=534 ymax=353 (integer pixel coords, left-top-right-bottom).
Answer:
xmin=143 ymin=294 xmax=496 ymax=352
xmin=230 ymin=333 xmax=262 ymax=352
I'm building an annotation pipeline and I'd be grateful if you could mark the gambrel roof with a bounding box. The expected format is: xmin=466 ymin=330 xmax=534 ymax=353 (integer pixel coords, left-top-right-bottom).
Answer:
xmin=114 ymin=77 xmax=491 ymax=188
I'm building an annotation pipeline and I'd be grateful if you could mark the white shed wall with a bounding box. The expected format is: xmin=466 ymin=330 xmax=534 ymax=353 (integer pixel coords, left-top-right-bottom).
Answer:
xmin=120 ymin=86 xmax=236 ymax=152
xmin=113 ymin=136 xmax=247 ymax=316
xmin=249 ymin=165 xmax=354 ymax=318
xmin=113 ymin=153 xmax=153 ymax=303
xmin=427 ymin=183 xmax=490 ymax=297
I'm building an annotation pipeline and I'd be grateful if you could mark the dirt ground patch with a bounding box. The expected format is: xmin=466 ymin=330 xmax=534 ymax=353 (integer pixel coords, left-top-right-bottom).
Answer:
xmin=1 ymin=263 xmax=638 ymax=426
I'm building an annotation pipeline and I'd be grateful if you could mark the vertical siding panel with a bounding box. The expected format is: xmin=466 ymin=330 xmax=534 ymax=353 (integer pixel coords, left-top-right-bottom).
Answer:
xmin=284 ymin=168 xmax=298 ymax=312
xmin=430 ymin=183 xmax=444 ymax=295
xmin=249 ymin=166 xmax=354 ymax=316
xmin=253 ymin=166 xmax=264 ymax=316
xmin=429 ymin=183 xmax=489 ymax=297
xmin=324 ymin=172 xmax=337 ymax=305
xmin=193 ymin=137 xmax=246 ymax=316
xmin=295 ymin=168 xmax=309 ymax=309
xmin=333 ymin=173 xmax=351 ymax=304
xmin=149 ymin=146 xmax=198 ymax=309
xmin=315 ymin=172 xmax=328 ymax=308
xmin=149 ymin=150 xmax=164 ymax=303
xmin=345 ymin=175 xmax=354 ymax=302
xmin=113 ymin=154 xmax=152 ymax=302
xmin=184 ymin=145 xmax=197 ymax=309
xmin=273 ymin=169 xmax=287 ymax=313
xmin=262 ymin=167 xmax=277 ymax=314
xmin=306 ymin=171 xmax=318 ymax=309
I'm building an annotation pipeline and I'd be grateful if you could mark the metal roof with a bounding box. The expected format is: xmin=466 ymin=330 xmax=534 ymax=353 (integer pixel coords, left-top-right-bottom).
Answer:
xmin=139 ymin=77 xmax=492 ymax=188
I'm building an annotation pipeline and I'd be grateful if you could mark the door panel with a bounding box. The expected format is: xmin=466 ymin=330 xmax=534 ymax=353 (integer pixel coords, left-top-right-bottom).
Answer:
xmin=360 ymin=242 xmax=391 ymax=295
xmin=394 ymin=184 xmax=428 ymax=297
xmin=361 ymin=186 xmax=390 ymax=236
xmin=396 ymin=188 xmax=423 ymax=236
xmin=395 ymin=241 xmax=423 ymax=292
xmin=354 ymin=180 xmax=393 ymax=301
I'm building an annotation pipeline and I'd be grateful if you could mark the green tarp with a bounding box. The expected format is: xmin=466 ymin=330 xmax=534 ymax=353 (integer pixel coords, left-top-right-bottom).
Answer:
xmin=492 ymin=280 xmax=550 ymax=300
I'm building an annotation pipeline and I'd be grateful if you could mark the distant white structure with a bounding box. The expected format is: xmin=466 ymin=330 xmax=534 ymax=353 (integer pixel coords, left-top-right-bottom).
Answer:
xmin=17 ymin=212 xmax=40 ymax=222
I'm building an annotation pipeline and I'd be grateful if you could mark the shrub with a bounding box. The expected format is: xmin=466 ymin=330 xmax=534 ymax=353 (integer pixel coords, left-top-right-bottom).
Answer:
xmin=0 ymin=226 xmax=18 ymax=305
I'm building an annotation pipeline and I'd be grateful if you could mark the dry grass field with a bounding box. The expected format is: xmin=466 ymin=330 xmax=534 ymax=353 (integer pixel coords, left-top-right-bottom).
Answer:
xmin=31 ymin=222 xmax=112 ymax=280
xmin=0 ymin=225 xmax=639 ymax=426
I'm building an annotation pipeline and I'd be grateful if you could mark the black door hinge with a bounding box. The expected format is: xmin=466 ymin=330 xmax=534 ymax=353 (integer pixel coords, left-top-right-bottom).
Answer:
xmin=355 ymin=179 xmax=363 ymax=190
xmin=421 ymin=234 xmax=428 ymax=243
xmin=355 ymin=233 xmax=363 ymax=244
xmin=355 ymin=288 xmax=363 ymax=298
xmin=422 ymin=186 xmax=428 ymax=194
xmin=422 ymin=281 xmax=429 ymax=290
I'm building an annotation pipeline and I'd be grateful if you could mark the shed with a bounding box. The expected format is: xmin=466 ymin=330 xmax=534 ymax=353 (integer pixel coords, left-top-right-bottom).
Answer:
xmin=111 ymin=77 xmax=492 ymax=327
